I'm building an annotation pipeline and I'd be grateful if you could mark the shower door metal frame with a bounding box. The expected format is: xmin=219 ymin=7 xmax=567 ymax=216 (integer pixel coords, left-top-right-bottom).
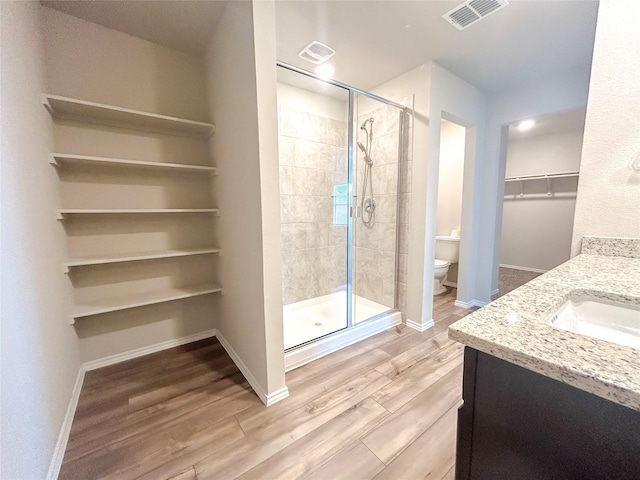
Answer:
xmin=277 ymin=61 xmax=409 ymax=350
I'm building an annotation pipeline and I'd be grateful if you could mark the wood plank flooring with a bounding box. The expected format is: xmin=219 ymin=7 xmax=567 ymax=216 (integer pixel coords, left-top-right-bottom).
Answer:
xmin=60 ymin=287 xmax=475 ymax=480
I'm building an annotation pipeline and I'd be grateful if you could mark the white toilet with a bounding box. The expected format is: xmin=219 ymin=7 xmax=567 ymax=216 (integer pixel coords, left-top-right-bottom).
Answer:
xmin=433 ymin=234 xmax=460 ymax=295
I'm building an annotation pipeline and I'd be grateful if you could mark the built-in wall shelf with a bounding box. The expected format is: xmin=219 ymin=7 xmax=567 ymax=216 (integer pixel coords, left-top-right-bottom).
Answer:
xmin=64 ymin=247 xmax=221 ymax=273
xmin=43 ymin=94 xmax=215 ymax=139
xmin=56 ymin=208 xmax=219 ymax=220
xmin=50 ymin=153 xmax=217 ymax=175
xmin=71 ymin=283 xmax=222 ymax=323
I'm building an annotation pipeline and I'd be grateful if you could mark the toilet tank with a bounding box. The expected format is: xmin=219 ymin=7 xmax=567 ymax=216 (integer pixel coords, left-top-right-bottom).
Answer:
xmin=435 ymin=235 xmax=460 ymax=263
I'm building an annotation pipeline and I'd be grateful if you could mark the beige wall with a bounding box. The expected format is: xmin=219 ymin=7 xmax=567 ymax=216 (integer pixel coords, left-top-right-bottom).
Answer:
xmin=40 ymin=6 xmax=217 ymax=363
xmin=502 ymin=129 xmax=583 ymax=271
xmin=572 ymin=0 xmax=640 ymax=250
xmin=0 ymin=2 xmax=81 ymax=477
xmin=205 ymin=0 xmax=286 ymax=398
xmin=437 ymin=120 xmax=465 ymax=237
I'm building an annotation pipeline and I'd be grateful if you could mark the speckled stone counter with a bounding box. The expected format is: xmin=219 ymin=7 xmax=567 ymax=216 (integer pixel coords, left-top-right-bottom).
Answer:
xmin=449 ymin=240 xmax=640 ymax=412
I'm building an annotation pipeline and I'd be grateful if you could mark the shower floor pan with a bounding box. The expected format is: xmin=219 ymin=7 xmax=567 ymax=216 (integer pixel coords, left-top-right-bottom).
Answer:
xmin=284 ymin=291 xmax=401 ymax=370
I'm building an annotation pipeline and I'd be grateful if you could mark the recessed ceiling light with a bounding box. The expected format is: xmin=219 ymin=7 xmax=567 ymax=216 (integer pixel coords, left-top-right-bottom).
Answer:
xmin=517 ymin=119 xmax=536 ymax=131
xmin=298 ymin=41 xmax=335 ymax=65
xmin=315 ymin=63 xmax=335 ymax=79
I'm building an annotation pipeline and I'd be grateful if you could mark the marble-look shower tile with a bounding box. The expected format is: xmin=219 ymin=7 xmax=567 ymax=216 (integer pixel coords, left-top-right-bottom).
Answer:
xmin=328 ymin=224 xmax=347 ymax=247
xmin=314 ymin=195 xmax=334 ymax=224
xmin=291 ymin=167 xmax=329 ymax=196
xmin=278 ymin=135 xmax=294 ymax=166
xmin=293 ymin=139 xmax=334 ymax=170
xmin=355 ymin=247 xmax=395 ymax=278
xmin=325 ymin=118 xmax=348 ymax=146
xmin=373 ymin=163 xmax=399 ymax=195
xmin=396 ymin=281 xmax=407 ymax=314
xmin=398 ymin=224 xmax=410 ymax=255
xmin=355 ymin=222 xmax=397 ymax=252
xmin=281 ymin=223 xmax=329 ymax=251
xmin=398 ymin=253 xmax=408 ymax=285
xmin=373 ymin=194 xmax=398 ymax=224
xmin=380 ymin=276 xmax=396 ymax=309
xmin=354 ymin=271 xmax=378 ymax=304
xmin=279 ymin=166 xmax=294 ymax=195
xmin=386 ymin=104 xmax=403 ymax=134
xmin=372 ymin=133 xmax=400 ymax=165
xmin=399 ymin=161 xmax=412 ymax=193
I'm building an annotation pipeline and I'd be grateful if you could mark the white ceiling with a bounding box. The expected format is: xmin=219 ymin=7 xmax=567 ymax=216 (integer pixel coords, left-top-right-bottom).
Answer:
xmin=275 ymin=1 xmax=599 ymax=93
xmin=42 ymin=0 xmax=599 ymax=95
xmin=508 ymin=107 xmax=587 ymax=140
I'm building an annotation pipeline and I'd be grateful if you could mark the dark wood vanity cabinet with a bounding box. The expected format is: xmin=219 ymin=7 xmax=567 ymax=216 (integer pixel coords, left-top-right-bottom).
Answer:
xmin=455 ymin=347 xmax=640 ymax=480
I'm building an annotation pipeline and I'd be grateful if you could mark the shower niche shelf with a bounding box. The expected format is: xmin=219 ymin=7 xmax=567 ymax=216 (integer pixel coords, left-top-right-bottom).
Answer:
xmin=43 ymin=94 xmax=215 ymax=138
xmin=70 ymin=283 xmax=223 ymax=323
xmin=50 ymin=153 xmax=217 ymax=175
xmin=64 ymin=247 xmax=221 ymax=273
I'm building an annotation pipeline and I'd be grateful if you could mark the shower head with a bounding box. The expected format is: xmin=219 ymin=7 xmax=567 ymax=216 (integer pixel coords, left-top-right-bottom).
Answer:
xmin=360 ymin=117 xmax=374 ymax=130
xmin=357 ymin=141 xmax=367 ymax=153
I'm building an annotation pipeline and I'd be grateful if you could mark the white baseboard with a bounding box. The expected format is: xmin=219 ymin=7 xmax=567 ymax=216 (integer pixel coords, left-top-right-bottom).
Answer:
xmin=454 ymin=299 xmax=490 ymax=309
xmin=83 ymin=329 xmax=217 ymax=371
xmin=265 ymin=386 xmax=290 ymax=406
xmin=491 ymin=288 xmax=499 ymax=296
xmin=444 ymin=280 xmax=458 ymax=288
xmin=500 ymin=264 xmax=548 ymax=274
xmin=405 ymin=318 xmax=435 ymax=332
xmin=216 ymin=330 xmax=289 ymax=407
xmin=46 ymin=368 xmax=85 ymax=480
xmin=285 ymin=311 xmax=402 ymax=372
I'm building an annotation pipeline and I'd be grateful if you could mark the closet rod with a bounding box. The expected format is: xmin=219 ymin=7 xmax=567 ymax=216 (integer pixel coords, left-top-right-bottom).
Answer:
xmin=504 ymin=171 xmax=579 ymax=182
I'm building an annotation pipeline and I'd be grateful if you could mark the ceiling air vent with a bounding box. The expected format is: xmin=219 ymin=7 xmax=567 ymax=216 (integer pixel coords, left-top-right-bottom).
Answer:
xmin=298 ymin=41 xmax=336 ymax=65
xmin=443 ymin=0 xmax=509 ymax=31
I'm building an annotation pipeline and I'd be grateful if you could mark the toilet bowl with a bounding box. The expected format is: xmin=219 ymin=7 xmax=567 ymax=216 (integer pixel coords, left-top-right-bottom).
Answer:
xmin=433 ymin=259 xmax=451 ymax=295
xmin=434 ymin=234 xmax=460 ymax=295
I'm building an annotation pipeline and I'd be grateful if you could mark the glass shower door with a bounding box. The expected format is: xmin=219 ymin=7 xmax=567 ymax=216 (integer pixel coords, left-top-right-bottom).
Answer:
xmin=277 ymin=66 xmax=351 ymax=349
xmin=352 ymin=93 xmax=402 ymax=324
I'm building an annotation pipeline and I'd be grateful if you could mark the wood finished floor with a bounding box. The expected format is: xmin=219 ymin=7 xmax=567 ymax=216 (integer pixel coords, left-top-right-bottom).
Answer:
xmin=60 ymin=288 xmax=476 ymax=480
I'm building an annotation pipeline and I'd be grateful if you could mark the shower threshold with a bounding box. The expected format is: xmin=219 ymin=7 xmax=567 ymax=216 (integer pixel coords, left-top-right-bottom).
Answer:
xmin=284 ymin=291 xmax=402 ymax=371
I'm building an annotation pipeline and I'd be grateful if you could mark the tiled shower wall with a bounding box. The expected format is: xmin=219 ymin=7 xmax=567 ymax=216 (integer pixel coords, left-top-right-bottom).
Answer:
xmin=278 ymin=104 xmax=348 ymax=305
xmin=354 ymin=103 xmax=410 ymax=310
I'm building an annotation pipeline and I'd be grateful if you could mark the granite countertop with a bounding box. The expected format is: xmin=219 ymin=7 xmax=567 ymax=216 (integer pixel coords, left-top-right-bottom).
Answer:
xmin=449 ymin=239 xmax=640 ymax=412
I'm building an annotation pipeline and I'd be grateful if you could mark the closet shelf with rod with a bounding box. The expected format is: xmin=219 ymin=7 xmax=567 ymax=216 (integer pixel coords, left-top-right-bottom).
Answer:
xmin=504 ymin=171 xmax=579 ymax=182
xmin=505 ymin=171 xmax=579 ymax=198
xmin=43 ymin=94 xmax=215 ymax=139
xmin=50 ymin=153 xmax=217 ymax=175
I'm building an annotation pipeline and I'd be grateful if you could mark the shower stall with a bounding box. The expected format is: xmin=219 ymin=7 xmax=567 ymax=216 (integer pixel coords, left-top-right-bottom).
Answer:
xmin=277 ymin=63 xmax=408 ymax=363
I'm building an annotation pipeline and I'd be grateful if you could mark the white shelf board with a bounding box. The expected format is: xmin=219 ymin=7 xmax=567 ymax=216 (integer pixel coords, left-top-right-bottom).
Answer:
xmin=51 ymin=153 xmax=217 ymax=175
xmin=43 ymin=94 xmax=215 ymax=139
xmin=64 ymin=247 xmax=221 ymax=272
xmin=72 ymin=283 xmax=222 ymax=322
xmin=56 ymin=208 xmax=219 ymax=219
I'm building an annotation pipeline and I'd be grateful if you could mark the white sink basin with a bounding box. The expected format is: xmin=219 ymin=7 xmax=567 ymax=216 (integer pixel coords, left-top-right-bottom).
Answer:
xmin=548 ymin=293 xmax=640 ymax=350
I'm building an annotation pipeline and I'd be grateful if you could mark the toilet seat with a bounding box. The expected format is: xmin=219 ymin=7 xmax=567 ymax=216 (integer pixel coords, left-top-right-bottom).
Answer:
xmin=434 ymin=259 xmax=450 ymax=269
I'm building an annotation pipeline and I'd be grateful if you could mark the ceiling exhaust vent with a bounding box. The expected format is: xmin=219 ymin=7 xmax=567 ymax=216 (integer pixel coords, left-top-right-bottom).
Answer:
xmin=443 ymin=0 xmax=509 ymax=30
xmin=298 ymin=41 xmax=336 ymax=65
